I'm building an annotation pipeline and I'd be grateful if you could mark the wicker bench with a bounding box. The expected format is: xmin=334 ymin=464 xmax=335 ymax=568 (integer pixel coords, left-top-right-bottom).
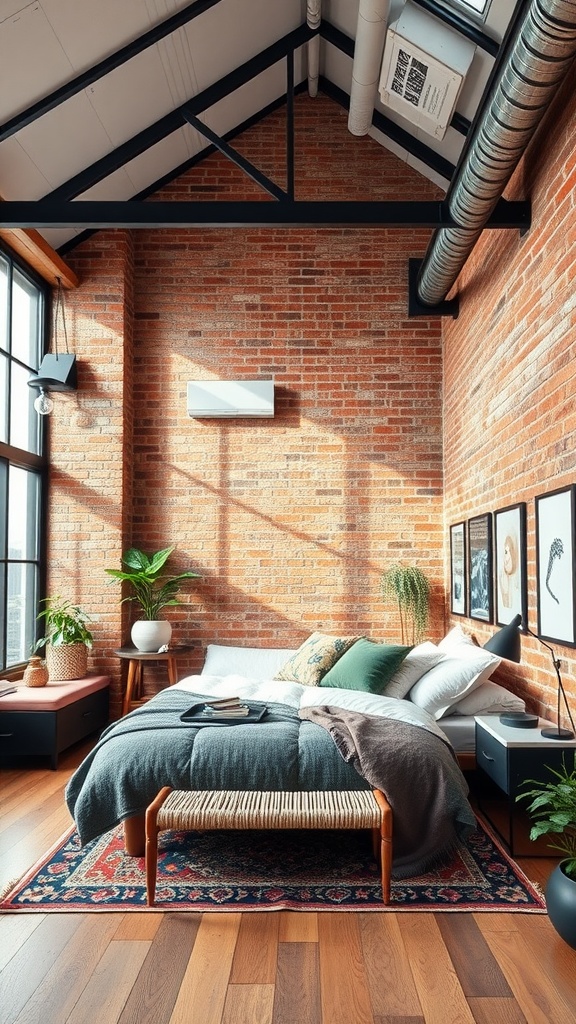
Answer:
xmin=145 ymin=787 xmax=393 ymax=906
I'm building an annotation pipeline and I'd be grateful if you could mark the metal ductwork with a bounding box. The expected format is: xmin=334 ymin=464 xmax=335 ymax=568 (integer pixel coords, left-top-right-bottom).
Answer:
xmin=416 ymin=0 xmax=576 ymax=309
xmin=307 ymin=0 xmax=321 ymax=98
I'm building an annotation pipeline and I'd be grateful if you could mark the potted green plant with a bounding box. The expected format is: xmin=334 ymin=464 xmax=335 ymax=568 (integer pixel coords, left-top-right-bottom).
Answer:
xmin=517 ymin=754 xmax=576 ymax=948
xmin=381 ymin=564 xmax=430 ymax=645
xmin=105 ymin=546 xmax=201 ymax=652
xmin=34 ymin=596 xmax=94 ymax=681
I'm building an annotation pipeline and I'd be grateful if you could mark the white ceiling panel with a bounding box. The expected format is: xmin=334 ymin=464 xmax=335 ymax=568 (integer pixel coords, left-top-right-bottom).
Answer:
xmin=39 ymin=0 xmax=165 ymax=71
xmin=0 ymin=2 xmax=72 ymax=120
xmin=84 ymin=47 xmax=180 ymax=147
xmin=181 ymin=0 xmax=301 ymax=92
xmin=79 ymin=166 xmax=138 ymax=201
xmin=0 ymin=136 xmax=52 ymax=198
xmin=16 ymin=92 xmax=114 ymax=187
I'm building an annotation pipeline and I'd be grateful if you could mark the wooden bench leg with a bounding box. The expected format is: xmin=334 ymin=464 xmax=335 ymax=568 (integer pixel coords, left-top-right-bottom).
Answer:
xmin=124 ymin=813 xmax=146 ymax=856
xmin=145 ymin=787 xmax=172 ymax=906
xmin=373 ymin=790 xmax=393 ymax=904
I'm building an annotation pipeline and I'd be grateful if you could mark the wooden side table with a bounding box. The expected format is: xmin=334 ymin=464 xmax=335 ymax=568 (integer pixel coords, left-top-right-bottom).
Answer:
xmin=115 ymin=647 xmax=193 ymax=716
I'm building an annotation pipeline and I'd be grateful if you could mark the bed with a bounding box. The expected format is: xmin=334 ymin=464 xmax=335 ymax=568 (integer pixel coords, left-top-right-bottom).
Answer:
xmin=65 ymin=627 xmax=525 ymax=879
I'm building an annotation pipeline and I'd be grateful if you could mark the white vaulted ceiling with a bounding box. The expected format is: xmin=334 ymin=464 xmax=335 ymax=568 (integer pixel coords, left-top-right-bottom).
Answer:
xmin=0 ymin=0 xmax=526 ymax=252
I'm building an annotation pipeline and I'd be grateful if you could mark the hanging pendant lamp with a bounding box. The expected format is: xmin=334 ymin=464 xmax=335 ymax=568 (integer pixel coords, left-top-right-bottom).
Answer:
xmin=28 ymin=277 xmax=77 ymax=413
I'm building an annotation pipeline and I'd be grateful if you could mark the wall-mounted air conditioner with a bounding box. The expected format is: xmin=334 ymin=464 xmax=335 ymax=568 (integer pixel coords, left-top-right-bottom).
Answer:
xmin=187 ymin=379 xmax=274 ymax=418
xmin=379 ymin=2 xmax=475 ymax=140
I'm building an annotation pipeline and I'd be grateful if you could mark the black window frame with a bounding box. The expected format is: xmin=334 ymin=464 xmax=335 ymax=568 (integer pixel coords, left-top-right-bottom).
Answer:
xmin=0 ymin=241 xmax=49 ymax=678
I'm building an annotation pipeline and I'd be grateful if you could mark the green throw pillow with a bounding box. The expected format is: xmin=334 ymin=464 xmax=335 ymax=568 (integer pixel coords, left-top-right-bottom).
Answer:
xmin=319 ymin=639 xmax=413 ymax=694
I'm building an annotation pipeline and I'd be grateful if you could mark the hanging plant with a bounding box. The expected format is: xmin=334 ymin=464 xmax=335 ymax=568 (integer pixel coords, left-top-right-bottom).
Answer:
xmin=381 ymin=564 xmax=430 ymax=645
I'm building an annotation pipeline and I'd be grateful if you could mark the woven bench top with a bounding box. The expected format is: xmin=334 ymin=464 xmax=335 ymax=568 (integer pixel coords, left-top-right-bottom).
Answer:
xmin=157 ymin=789 xmax=382 ymax=831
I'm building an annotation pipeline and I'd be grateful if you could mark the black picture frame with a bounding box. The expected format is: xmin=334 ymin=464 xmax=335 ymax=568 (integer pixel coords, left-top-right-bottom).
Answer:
xmin=535 ymin=485 xmax=576 ymax=646
xmin=450 ymin=522 xmax=466 ymax=616
xmin=468 ymin=513 xmax=493 ymax=623
xmin=494 ymin=502 xmax=527 ymax=627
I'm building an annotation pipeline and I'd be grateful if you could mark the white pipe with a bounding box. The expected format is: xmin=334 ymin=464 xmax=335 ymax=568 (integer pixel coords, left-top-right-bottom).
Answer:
xmin=348 ymin=0 xmax=390 ymax=136
xmin=307 ymin=0 xmax=321 ymax=98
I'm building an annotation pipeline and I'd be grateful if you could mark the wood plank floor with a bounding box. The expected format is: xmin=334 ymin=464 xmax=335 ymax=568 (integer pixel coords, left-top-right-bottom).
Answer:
xmin=1 ymin=742 xmax=575 ymax=1024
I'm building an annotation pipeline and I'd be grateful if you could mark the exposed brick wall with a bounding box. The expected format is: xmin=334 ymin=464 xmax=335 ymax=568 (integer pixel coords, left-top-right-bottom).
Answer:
xmin=443 ymin=65 xmax=576 ymax=723
xmin=46 ymin=96 xmax=445 ymax=713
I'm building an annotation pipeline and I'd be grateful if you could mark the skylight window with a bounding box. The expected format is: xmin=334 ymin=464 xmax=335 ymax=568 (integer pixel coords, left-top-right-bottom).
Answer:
xmin=440 ymin=0 xmax=491 ymax=21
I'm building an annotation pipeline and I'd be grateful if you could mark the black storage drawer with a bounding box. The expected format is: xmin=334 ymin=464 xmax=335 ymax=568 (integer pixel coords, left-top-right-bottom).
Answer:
xmin=0 ymin=710 xmax=56 ymax=757
xmin=56 ymin=688 xmax=109 ymax=752
xmin=475 ymin=725 xmax=509 ymax=793
xmin=0 ymin=686 xmax=109 ymax=769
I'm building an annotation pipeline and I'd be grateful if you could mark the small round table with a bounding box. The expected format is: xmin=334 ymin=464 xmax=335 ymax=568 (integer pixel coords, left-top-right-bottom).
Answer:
xmin=115 ymin=646 xmax=194 ymax=716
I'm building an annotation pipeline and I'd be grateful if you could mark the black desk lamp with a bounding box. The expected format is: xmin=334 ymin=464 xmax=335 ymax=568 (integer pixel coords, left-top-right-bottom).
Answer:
xmin=483 ymin=613 xmax=575 ymax=739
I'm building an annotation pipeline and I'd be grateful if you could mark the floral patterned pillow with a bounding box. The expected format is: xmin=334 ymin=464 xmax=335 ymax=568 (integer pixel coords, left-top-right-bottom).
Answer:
xmin=275 ymin=632 xmax=362 ymax=686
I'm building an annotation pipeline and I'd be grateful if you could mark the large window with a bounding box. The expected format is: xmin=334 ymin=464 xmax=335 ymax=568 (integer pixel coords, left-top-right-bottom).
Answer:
xmin=0 ymin=246 xmax=48 ymax=674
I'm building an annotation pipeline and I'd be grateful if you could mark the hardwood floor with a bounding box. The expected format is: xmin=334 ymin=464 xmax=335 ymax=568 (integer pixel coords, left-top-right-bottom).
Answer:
xmin=1 ymin=742 xmax=575 ymax=1024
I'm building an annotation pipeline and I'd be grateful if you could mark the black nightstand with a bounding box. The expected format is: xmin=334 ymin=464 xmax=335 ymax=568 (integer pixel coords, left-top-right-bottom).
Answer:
xmin=475 ymin=715 xmax=576 ymax=855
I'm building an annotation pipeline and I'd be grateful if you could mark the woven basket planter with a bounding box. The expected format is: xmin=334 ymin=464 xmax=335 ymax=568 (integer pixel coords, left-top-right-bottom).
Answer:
xmin=46 ymin=642 xmax=88 ymax=681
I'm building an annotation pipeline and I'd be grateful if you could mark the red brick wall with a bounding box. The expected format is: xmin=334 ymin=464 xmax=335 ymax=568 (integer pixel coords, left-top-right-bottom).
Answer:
xmin=47 ymin=96 xmax=445 ymax=714
xmin=443 ymin=66 xmax=576 ymax=723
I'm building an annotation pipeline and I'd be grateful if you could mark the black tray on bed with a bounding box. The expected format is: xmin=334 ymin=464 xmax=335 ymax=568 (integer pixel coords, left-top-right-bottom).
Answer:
xmin=180 ymin=701 xmax=268 ymax=725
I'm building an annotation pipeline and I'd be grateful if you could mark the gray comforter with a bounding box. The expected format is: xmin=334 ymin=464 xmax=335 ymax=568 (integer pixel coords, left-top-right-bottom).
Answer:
xmin=66 ymin=689 xmax=369 ymax=845
xmin=66 ymin=686 xmax=475 ymax=878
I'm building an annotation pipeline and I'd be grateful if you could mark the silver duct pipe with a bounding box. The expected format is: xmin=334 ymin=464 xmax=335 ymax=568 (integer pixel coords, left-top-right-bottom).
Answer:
xmin=307 ymin=0 xmax=321 ymax=98
xmin=417 ymin=0 xmax=576 ymax=308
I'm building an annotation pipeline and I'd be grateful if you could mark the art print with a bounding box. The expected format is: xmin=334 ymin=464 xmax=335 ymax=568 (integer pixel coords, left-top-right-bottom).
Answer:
xmin=535 ymin=486 xmax=576 ymax=646
xmin=494 ymin=503 xmax=527 ymax=627
xmin=450 ymin=522 xmax=466 ymax=616
xmin=468 ymin=513 xmax=493 ymax=623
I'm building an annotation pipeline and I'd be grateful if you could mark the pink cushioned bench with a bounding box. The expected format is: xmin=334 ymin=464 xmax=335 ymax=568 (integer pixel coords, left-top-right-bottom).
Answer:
xmin=0 ymin=674 xmax=110 ymax=769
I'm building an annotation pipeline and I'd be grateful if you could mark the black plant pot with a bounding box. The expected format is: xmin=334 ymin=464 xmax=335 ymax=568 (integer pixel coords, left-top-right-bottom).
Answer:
xmin=545 ymin=861 xmax=576 ymax=949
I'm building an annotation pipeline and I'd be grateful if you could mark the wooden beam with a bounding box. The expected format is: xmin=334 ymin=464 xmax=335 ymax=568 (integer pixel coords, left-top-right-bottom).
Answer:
xmin=0 ymin=225 xmax=78 ymax=288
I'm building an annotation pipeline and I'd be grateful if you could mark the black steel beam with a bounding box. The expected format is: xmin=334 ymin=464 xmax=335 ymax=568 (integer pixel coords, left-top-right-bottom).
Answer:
xmin=0 ymin=0 xmax=226 ymax=143
xmin=44 ymin=23 xmax=314 ymax=203
xmin=0 ymin=199 xmax=530 ymax=230
xmin=182 ymin=110 xmax=288 ymax=200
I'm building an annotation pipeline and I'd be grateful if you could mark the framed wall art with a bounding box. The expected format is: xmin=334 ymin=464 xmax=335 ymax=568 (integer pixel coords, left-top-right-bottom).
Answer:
xmin=494 ymin=502 xmax=527 ymax=627
xmin=450 ymin=521 xmax=467 ymax=615
xmin=535 ymin=485 xmax=576 ymax=646
xmin=468 ymin=512 xmax=493 ymax=622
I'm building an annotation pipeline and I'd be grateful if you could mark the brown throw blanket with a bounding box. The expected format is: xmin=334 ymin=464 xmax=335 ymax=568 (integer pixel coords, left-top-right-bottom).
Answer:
xmin=298 ymin=705 xmax=476 ymax=878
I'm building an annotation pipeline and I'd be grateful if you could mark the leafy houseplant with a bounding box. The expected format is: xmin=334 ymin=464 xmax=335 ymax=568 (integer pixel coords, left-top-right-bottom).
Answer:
xmin=517 ymin=755 xmax=576 ymax=948
xmin=105 ymin=546 xmax=201 ymax=652
xmin=34 ymin=596 xmax=94 ymax=681
xmin=381 ymin=564 xmax=430 ymax=645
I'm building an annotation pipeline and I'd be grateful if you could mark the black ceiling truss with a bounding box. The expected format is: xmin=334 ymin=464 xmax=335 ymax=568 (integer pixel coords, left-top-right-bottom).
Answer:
xmin=0 ymin=198 xmax=530 ymax=230
xmin=44 ymin=24 xmax=313 ymax=204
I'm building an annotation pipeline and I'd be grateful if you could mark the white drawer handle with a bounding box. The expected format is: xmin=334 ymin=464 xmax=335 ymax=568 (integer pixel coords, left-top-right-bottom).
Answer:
xmin=481 ymin=750 xmax=495 ymax=762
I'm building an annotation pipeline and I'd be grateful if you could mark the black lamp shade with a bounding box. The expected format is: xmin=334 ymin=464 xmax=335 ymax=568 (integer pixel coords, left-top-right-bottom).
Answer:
xmin=483 ymin=613 xmax=522 ymax=663
xmin=28 ymin=353 xmax=77 ymax=392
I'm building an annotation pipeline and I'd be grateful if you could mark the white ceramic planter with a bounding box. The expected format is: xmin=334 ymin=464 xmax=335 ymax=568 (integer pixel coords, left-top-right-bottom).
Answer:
xmin=131 ymin=620 xmax=172 ymax=653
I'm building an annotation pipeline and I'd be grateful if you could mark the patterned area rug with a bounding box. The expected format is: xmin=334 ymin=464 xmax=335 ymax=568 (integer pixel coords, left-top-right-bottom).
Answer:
xmin=1 ymin=815 xmax=545 ymax=913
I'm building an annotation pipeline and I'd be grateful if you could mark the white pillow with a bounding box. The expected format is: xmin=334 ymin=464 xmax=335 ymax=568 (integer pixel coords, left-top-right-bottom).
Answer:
xmin=382 ymin=642 xmax=445 ymax=699
xmin=438 ymin=625 xmax=477 ymax=651
xmin=444 ymin=680 xmax=526 ymax=717
xmin=408 ymin=647 xmax=501 ymax=720
xmin=202 ymin=644 xmax=297 ymax=679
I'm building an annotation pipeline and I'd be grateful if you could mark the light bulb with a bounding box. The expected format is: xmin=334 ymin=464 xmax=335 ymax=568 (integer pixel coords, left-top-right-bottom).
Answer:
xmin=34 ymin=390 xmax=54 ymax=416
